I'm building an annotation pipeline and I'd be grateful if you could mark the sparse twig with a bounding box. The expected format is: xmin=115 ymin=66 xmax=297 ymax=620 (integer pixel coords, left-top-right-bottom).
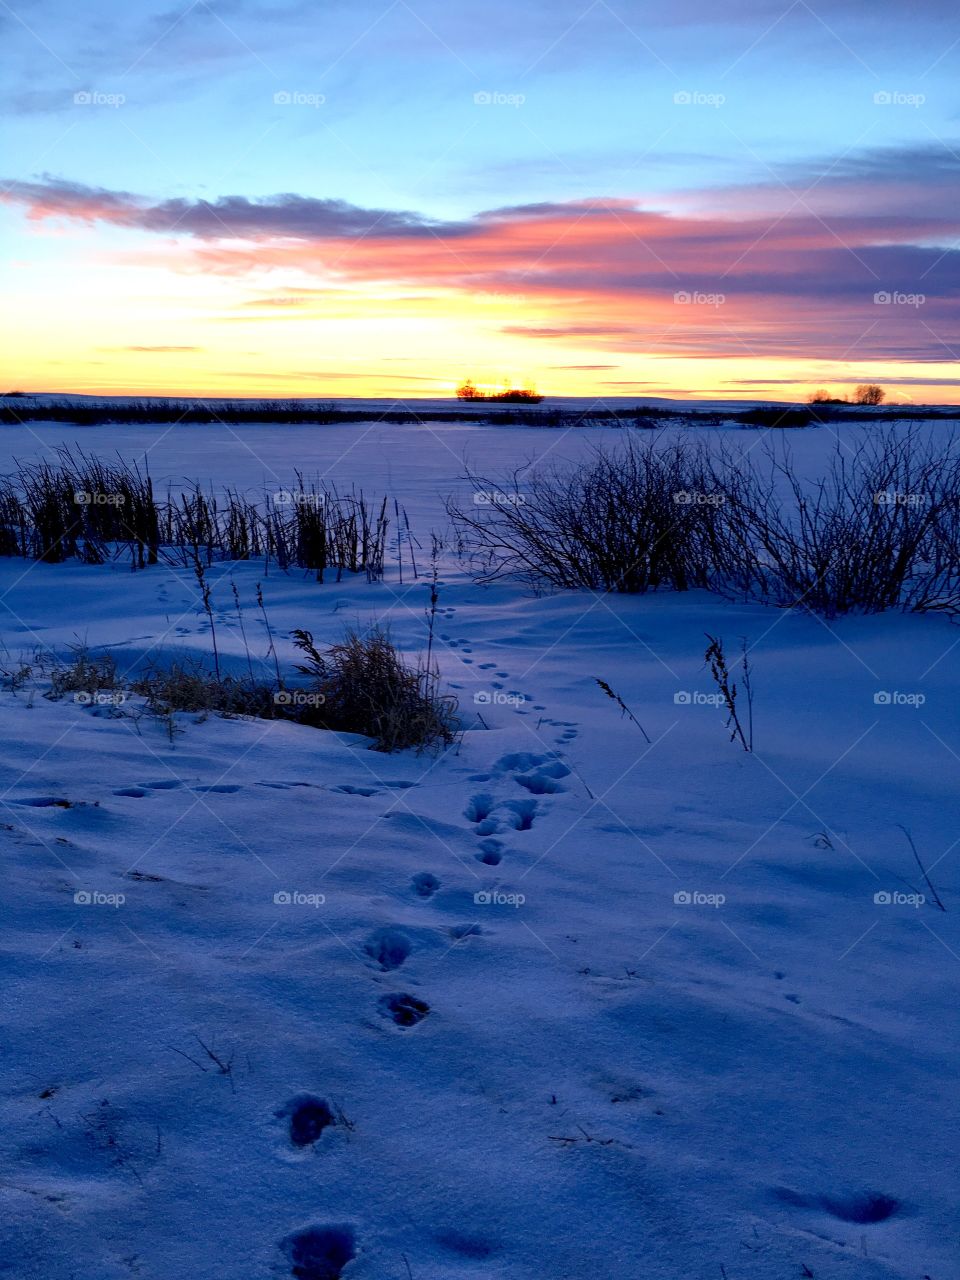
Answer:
xmin=595 ymin=678 xmax=651 ymax=744
xmin=897 ymin=824 xmax=946 ymax=911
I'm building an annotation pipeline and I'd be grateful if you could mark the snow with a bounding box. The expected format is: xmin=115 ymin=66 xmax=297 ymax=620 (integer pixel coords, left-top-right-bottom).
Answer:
xmin=1 ymin=417 xmax=958 ymax=1279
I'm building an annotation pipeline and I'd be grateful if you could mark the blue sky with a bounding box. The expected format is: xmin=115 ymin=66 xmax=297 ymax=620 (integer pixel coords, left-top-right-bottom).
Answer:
xmin=2 ymin=0 xmax=959 ymax=399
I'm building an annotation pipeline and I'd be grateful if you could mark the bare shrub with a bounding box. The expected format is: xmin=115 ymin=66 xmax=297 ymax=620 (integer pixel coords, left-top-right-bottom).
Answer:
xmin=292 ymin=626 xmax=458 ymax=752
xmin=131 ymin=659 xmax=278 ymax=719
xmin=0 ymin=451 xmax=392 ymax=580
xmin=448 ymin=437 xmax=725 ymax=593
xmin=712 ymin=430 xmax=960 ymax=616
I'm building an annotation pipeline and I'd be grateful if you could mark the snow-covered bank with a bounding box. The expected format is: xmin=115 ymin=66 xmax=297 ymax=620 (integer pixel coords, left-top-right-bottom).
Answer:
xmin=2 ymin=421 xmax=958 ymax=1280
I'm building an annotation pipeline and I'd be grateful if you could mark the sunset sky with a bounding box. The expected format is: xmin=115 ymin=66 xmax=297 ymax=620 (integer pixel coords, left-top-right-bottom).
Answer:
xmin=2 ymin=0 xmax=959 ymax=402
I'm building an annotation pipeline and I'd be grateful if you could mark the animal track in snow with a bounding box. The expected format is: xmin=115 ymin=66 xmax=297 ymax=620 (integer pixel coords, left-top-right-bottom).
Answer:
xmin=281 ymin=1224 xmax=356 ymax=1279
xmin=11 ymin=796 xmax=73 ymax=808
xmin=411 ymin=872 xmax=440 ymax=898
xmin=114 ymin=787 xmax=148 ymax=798
xmin=500 ymin=798 xmax=537 ymax=831
xmin=379 ymin=992 xmax=430 ymax=1028
xmin=364 ymin=927 xmax=411 ymax=971
xmin=143 ymin=779 xmax=183 ymax=790
xmin=773 ymin=1187 xmax=903 ymax=1224
xmin=332 ymin=784 xmax=380 ymax=797
xmin=464 ymin=794 xmax=495 ymax=823
xmin=514 ymin=774 xmax=563 ymax=795
xmin=191 ymin=784 xmax=241 ymax=794
xmin=279 ymin=1095 xmax=335 ymax=1148
xmin=476 ymin=838 xmax=503 ymax=866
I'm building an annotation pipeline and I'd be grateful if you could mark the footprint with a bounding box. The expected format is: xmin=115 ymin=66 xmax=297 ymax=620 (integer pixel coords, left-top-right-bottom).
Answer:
xmin=332 ymin=784 xmax=380 ymax=797
xmin=278 ymin=1095 xmax=335 ymax=1148
xmin=478 ymin=663 xmax=496 ymax=670
xmin=500 ymin=799 xmax=537 ymax=831
xmin=464 ymin=794 xmax=495 ymax=823
xmin=411 ymin=873 xmax=440 ymax=899
xmin=450 ymin=922 xmax=483 ymax=940
xmin=821 ymin=1193 xmax=902 ymax=1224
xmin=364 ymin=927 xmax=411 ymax=971
xmin=281 ymin=1225 xmax=356 ymax=1280
xmin=514 ymin=774 xmax=563 ymax=795
xmin=476 ymin=838 xmax=503 ymax=866
xmin=143 ymin=779 xmax=183 ymax=790
xmin=382 ymin=781 xmax=417 ymax=790
xmin=11 ymin=796 xmax=72 ymax=808
xmin=113 ymin=788 xmax=148 ymax=798
xmin=192 ymin=784 xmax=241 ymax=794
xmin=379 ymin=992 xmax=430 ymax=1028
xmin=773 ymin=1187 xmax=902 ymax=1224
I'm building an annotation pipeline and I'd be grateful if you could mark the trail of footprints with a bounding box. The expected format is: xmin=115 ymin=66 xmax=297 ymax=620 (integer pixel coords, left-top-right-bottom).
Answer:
xmin=93 ymin=649 xmax=578 ymax=1276
xmin=464 ymin=751 xmax=569 ymax=865
xmin=265 ymin=753 xmax=572 ymax=1275
xmin=439 ymin=619 xmax=581 ymax=747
